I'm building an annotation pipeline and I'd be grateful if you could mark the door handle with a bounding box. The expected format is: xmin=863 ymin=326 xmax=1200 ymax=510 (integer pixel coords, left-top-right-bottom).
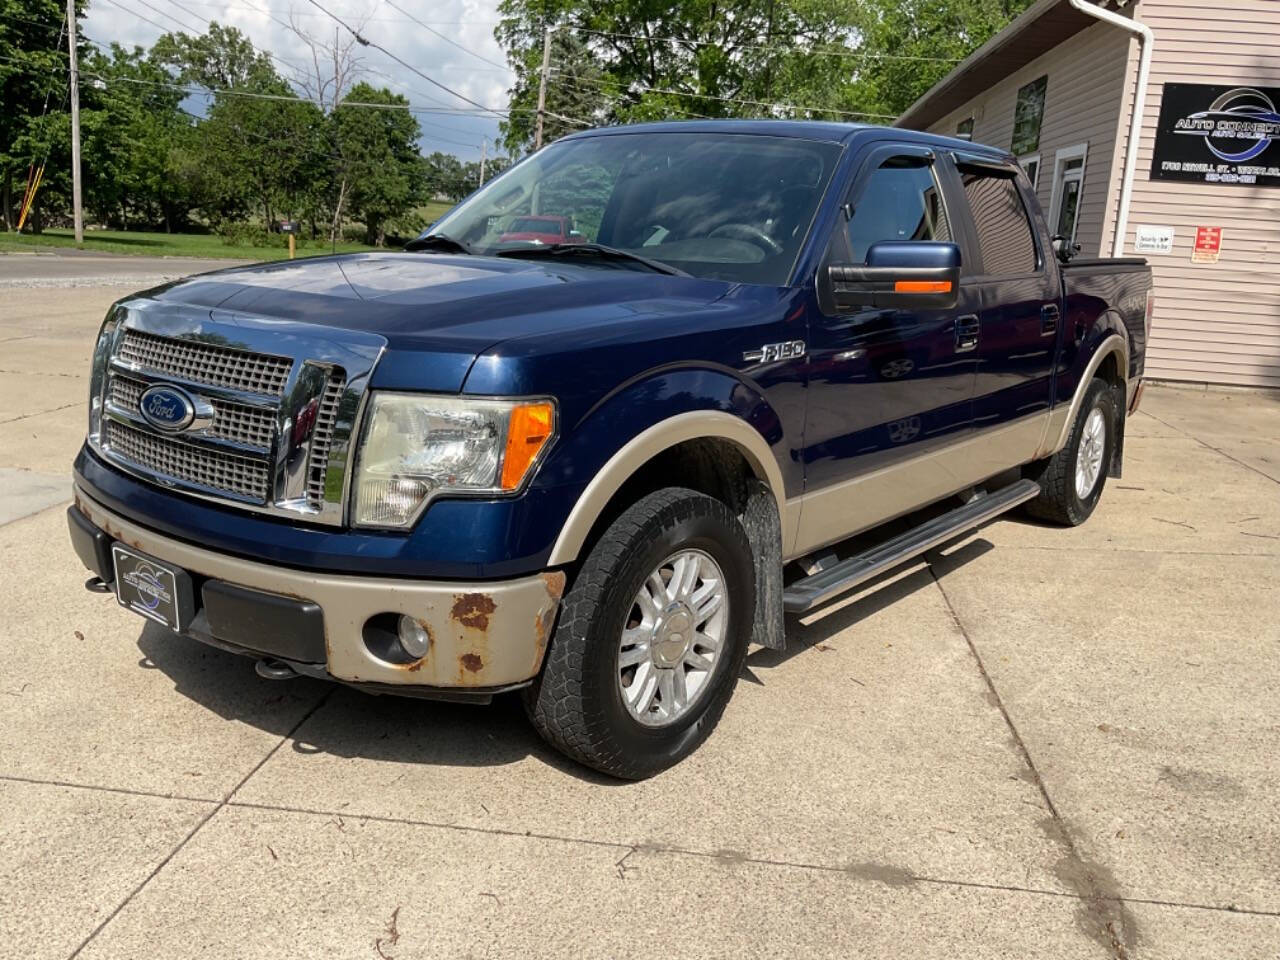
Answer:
xmin=955 ymin=315 xmax=980 ymax=353
xmin=1041 ymin=304 xmax=1060 ymax=336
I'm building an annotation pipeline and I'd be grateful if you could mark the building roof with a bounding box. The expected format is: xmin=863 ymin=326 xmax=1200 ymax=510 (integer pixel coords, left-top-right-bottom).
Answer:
xmin=895 ymin=0 xmax=1135 ymax=131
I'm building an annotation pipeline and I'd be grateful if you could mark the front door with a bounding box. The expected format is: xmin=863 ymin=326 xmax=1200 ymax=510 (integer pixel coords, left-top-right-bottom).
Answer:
xmin=796 ymin=144 xmax=979 ymax=553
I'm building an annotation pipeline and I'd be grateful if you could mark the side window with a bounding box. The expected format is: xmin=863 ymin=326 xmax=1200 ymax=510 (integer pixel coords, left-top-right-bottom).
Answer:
xmin=845 ymin=159 xmax=952 ymax=263
xmin=961 ymin=172 xmax=1038 ymax=276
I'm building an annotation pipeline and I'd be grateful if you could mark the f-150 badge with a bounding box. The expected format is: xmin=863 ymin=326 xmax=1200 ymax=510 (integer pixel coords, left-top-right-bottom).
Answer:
xmin=743 ymin=340 xmax=806 ymax=365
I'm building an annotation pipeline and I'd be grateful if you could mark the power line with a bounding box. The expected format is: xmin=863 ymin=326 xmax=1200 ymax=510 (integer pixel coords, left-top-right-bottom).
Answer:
xmin=129 ymin=0 xmax=206 ymax=34
xmin=94 ymin=0 xmax=179 ymax=37
xmin=381 ymin=0 xmax=512 ymax=73
xmin=299 ymin=0 xmax=506 ymax=117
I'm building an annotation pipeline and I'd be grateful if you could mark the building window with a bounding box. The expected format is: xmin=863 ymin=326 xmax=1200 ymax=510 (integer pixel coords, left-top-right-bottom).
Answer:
xmin=1019 ymin=153 xmax=1041 ymax=190
xmin=960 ymin=171 xmax=1038 ymax=277
xmin=845 ymin=158 xmax=952 ymax=263
xmin=956 ymin=117 xmax=975 ymax=141
xmin=1011 ymin=75 xmax=1048 ymax=156
xmin=1049 ymin=144 xmax=1088 ymax=244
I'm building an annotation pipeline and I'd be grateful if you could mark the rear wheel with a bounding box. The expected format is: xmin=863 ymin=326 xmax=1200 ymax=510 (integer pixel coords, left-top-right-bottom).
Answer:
xmin=524 ymin=488 xmax=754 ymax=779
xmin=1025 ymin=377 xmax=1118 ymax=526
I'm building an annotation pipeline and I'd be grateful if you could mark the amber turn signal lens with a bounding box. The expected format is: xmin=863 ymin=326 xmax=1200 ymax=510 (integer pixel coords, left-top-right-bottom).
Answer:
xmin=501 ymin=401 xmax=555 ymax=491
xmin=894 ymin=279 xmax=953 ymax=293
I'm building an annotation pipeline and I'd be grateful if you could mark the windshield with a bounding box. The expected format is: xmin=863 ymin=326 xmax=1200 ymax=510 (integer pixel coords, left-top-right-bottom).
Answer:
xmin=425 ymin=132 xmax=844 ymax=285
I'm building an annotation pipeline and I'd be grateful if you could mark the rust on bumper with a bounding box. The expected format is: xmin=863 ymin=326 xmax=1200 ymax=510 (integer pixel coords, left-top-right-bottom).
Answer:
xmin=74 ymin=485 xmax=563 ymax=689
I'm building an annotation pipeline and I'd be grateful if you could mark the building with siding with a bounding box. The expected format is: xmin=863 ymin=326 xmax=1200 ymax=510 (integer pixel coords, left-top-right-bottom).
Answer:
xmin=897 ymin=0 xmax=1280 ymax=389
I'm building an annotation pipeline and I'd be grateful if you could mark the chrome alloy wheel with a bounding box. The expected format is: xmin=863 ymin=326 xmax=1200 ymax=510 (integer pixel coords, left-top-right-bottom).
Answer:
xmin=617 ymin=549 xmax=728 ymax=727
xmin=1075 ymin=406 xmax=1107 ymax=500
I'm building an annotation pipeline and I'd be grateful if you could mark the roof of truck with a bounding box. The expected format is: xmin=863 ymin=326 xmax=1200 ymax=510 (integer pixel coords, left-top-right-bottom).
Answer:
xmin=559 ymin=118 xmax=1010 ymax=160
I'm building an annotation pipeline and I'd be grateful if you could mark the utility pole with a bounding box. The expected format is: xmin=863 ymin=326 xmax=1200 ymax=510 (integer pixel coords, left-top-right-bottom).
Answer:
xmin=66 ymin=0 xmax=83 ymax=247
xmin=534 ymin=25 xmax=552 ymax=150
xmin=478 ymin=138 xmax=487 ymax=186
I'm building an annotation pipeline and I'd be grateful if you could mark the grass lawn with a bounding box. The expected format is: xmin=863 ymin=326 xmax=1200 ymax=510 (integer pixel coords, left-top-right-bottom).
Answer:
xmin=0 ymin=202 xmax=456 ymax=260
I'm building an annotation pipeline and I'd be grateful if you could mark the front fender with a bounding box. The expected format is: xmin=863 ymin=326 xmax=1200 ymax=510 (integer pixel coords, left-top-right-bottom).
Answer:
xmin=533 ymin=366 xmax=790 ymax=565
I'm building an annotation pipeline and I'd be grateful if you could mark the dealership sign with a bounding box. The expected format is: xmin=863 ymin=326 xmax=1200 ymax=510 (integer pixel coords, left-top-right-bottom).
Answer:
xmin=1151 ymin=83 xmax=1280 ymax=187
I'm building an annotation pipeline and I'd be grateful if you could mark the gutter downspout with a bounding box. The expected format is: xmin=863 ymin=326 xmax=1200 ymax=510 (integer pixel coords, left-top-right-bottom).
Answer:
xmin=1067 ymin=0 xmax=1153 ymax=257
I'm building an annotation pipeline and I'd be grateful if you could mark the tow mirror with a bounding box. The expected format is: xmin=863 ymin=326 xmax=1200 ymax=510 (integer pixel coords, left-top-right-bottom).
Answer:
xmin=823 ymin=241 xmax=961 ymax=312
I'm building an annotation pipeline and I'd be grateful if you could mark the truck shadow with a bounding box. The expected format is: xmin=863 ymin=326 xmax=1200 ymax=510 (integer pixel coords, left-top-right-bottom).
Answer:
xmin=133 ymin=534 xmax=993 ymax=784
xmin=134 ymin=622 xmax=583 ymax=777
xmin=748 ymin=535 xmax=995 ymax=672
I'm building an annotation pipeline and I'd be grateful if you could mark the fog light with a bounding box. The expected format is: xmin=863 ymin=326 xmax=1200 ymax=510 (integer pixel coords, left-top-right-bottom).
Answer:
xmin=396 ymin=615 xmax=431 ymax=659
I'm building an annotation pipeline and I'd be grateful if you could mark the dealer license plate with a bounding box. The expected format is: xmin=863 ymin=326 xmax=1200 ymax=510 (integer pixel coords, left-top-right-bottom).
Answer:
xmin=112 ymin=544 xmax=192 ymax=631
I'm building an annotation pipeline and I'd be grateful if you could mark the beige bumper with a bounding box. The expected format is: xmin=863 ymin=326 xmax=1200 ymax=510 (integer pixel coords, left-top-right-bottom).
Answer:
xmin=74 ymin=486 xmax=565 ymax=689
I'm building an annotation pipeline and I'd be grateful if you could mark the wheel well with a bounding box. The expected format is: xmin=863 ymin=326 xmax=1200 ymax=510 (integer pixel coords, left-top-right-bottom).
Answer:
xmin=1095 ymin=349 xmax=1124 ymax=391
xmin=576 ymin=438 xmax=757 ymax=561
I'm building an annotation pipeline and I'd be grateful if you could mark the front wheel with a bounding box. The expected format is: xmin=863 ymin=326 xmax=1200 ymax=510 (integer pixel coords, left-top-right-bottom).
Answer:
xmin=524 ymin=488 xmax=755 ymax=779
xmin=1024 ymin=377 xmax=1118 ymax=526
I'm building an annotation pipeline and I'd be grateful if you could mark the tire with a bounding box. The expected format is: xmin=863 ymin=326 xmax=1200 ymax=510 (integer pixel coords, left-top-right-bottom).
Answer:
xmin=1024 ymin=377 xmax=1118 ymax=526
xmin=524 ymin=488 xmax=755 ymax=780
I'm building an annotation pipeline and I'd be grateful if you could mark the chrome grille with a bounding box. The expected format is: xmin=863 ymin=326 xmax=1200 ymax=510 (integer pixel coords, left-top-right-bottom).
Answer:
xmin=117 ymin=329 xmax=292 ymax=397
xmin=93 ymin=315 xmax=383 ymax=526
xmin=306 ymin=371 xmax=346 ymax=508
xmin=104 ymin=420 xmax=270 ymax=501
xmin=110 ymin=375 xmax=275 ymax=450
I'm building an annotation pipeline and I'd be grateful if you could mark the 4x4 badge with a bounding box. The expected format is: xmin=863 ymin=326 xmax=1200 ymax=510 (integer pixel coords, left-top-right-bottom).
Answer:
xmin=743 ymin=340 xmax=806 ymax=365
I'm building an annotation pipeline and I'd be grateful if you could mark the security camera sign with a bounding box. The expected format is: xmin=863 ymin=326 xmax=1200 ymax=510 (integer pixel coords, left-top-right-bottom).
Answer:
xmin=1151 ymin=83 xmax=1280 ymax=187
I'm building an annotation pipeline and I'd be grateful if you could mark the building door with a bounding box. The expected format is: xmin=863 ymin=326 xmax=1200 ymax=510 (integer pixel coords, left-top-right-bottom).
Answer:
xmin=953 ymin=157 xmax=1060 ymax=462
xmin=796 ymin=144 xmax=980 ymax=549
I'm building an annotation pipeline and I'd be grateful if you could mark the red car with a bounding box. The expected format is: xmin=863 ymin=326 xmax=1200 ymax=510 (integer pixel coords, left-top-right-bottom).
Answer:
xmin=497 ymin=215 xmax=584 ymax=245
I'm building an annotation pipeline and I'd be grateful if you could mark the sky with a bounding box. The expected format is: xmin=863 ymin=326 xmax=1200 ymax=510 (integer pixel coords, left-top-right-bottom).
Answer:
xmin=82 ymin=0 xmax=511 ymax=162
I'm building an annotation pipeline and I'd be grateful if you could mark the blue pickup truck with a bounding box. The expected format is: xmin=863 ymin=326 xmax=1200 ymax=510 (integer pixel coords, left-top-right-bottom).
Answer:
xmin=68 ymin=121 xmax=1152 ymax=778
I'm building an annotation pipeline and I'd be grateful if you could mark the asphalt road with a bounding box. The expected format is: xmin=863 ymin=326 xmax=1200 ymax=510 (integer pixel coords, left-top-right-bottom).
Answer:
xmin=2 ymin=262 xmax=1278 ymax=958
xmin=0 ymin=250 xmax=249 ymax=288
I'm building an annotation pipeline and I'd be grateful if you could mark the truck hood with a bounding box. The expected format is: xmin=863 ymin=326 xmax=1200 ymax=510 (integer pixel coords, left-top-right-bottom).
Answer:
xmin=142 ymin=252 xmax=735 ymax=392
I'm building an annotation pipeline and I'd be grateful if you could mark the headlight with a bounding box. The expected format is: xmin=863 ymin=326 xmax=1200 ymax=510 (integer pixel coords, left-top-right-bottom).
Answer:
xmin=87 ymin=314 xmax=119 ymax=443
xmin=352 ymin=393 xmax=556 ymax=528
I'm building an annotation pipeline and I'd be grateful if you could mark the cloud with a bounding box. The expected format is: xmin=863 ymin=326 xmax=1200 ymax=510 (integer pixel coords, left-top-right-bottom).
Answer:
xmin=83 ymin=0 xmax=511 ymax=160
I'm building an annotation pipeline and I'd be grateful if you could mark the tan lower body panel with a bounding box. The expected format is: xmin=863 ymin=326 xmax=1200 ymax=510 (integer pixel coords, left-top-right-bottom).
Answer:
xmin=73 ymin=486 xmax=564 ymax=689
xmin=786 ymin=413 xmax=1048 ymax=558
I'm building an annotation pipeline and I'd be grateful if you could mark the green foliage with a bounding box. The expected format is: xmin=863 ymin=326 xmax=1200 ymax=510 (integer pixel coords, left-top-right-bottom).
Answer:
xmin=495 ymin=0 xmax=867 ymax=154
xmin=0 ymin=0 xmax=89 ymax=230
xmin=334 ymin=83 xmax=423 ymax=245
xmin=850 ymin=0 xmax=1037 ymax=118
xmin=494 ymin=0 xmax=1039 ymax=153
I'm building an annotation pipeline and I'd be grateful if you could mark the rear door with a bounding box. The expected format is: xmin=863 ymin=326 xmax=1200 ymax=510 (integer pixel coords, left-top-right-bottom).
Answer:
xmin=799 ymin=143 xmax=980 ymax=539
xmin=951 ymin=155 xmax=1061 ymax=456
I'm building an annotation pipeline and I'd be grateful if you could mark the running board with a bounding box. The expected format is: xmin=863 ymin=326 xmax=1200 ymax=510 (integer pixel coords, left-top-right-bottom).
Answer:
xmin=782 ymin=479 xmax=1041 ymax=614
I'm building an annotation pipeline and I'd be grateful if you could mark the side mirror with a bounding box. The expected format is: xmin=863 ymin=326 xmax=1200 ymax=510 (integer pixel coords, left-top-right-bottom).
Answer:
xmin=1052 ymin=234 xmax=1082 ymax=264
xmin=823 ymin=241 xmax=961 ymax=312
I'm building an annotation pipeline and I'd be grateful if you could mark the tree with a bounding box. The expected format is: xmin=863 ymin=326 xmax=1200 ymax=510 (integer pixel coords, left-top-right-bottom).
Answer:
xmin=849 ymin=0 xmax=1037 ymax=117
xmin=155 ymin=24 xmax=329 ymax=227
xmin=0 ymin=0 xmax=87 ymax=230
xmin=499 ymin=29 xmax=608 ymax=154
xmin=78 ymin=43 xmax=196 ymax=230
xmin=333 ymin=83 xmax=423 ymax=245
xmin=494 ymin=0 xmax=1039 ymax=153
xmin=495 ymin=0 xmax=865 ymax=153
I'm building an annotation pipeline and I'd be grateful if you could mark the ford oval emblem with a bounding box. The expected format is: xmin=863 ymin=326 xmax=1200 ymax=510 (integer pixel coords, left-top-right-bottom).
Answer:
xmin=138 ymin=384 xmax=196 ymax=433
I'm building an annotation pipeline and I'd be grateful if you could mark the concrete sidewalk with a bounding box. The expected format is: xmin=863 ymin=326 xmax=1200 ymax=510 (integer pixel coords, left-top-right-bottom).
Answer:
xmin=1 ymin=284 xmax=1277 ymax=959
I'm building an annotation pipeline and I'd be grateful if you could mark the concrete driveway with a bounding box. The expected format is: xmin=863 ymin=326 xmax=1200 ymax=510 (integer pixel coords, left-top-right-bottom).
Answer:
xmin=1 ymin=260 xmax=1277 ymax=959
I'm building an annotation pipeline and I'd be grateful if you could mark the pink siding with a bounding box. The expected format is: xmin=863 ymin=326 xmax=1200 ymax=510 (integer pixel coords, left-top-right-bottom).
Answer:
xmin=925 ymin=21 xmax=1132 ymax=259
xmin=1116 ymin=0 xmax=1280 ymax=387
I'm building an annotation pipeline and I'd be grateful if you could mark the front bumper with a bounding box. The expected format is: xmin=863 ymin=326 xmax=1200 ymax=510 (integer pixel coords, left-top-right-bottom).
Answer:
xmin=70 ymin=484 xmax=565 ymax=695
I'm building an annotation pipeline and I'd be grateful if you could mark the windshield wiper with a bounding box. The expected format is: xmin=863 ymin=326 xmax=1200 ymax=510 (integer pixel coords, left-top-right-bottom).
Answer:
xmin=404 ymin=232 xmax=471 ymax=254
xmin=496 ymin=242 xmax=689 ymax=277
